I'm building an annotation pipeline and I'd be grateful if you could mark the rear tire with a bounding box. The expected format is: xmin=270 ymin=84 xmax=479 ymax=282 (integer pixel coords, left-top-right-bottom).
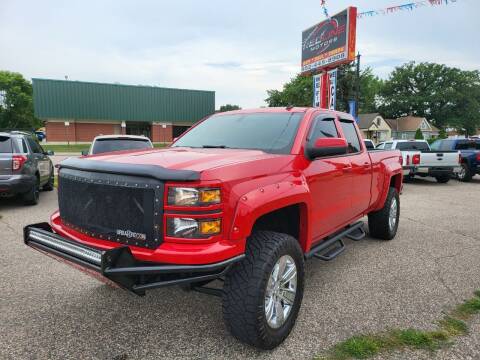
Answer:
xmin=368 ymin=187 xmax=400 ymax=240
xmin=435 ymin=175 xmax=450 ymax=183
xmin=23 ymin=177 xmax=40 ymax=205
xmin=222 ymin=231 xmax=304 ymax=349
xmin=457 ymin=163 xmax=472 ymax=182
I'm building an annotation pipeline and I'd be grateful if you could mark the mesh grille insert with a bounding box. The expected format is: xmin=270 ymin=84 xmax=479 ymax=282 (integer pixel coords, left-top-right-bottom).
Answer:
xmin=58 ymin=168 xmax=163 ymax=249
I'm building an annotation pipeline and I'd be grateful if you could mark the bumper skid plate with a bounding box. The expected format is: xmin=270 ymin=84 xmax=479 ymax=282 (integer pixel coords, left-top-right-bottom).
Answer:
xmin=24 ymin=223 xmax=244 ymax=296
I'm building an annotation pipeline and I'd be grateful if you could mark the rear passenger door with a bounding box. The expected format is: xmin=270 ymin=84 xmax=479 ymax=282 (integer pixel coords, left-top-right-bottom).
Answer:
xmin=303 ymin=113 xmax=353 ymax=242
xmin=26 ymin=137 xmax=50 ymax=183
xmin=338 ymin=119 xmax=372 ymax=218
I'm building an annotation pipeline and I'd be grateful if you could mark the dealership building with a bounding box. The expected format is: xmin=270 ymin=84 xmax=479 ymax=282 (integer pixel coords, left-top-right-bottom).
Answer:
xmin=32 ymin=79 xmax=215 ymax=143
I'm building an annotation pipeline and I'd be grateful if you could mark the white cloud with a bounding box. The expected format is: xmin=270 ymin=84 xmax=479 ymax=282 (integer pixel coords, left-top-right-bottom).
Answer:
xmin=0 ymin=0 xmax=478 ymax=108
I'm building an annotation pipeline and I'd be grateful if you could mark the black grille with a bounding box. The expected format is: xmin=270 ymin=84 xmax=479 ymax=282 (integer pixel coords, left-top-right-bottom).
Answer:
xmin=58 ymin=168 xmax=163 ymax=249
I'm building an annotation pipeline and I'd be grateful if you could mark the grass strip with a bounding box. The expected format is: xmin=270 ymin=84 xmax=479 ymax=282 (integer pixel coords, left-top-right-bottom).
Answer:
xmin=317 ymin=289 xmax=480 ymax=360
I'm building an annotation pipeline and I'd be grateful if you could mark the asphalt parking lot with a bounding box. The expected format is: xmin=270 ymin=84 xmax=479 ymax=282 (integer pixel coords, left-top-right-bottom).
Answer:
xmin=1 ymin=177 xmax=479 ymax=360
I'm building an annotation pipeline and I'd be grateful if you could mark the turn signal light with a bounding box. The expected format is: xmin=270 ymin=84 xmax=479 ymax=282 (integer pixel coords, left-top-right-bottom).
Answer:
xmin=199 ymin=189 xmax=221 ymax=204
xmin=199 ymin=219 xmax=221 ymax=235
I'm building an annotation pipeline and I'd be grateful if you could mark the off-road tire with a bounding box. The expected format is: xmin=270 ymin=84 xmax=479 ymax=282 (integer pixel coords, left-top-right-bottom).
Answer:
xmin=222 ymin=231 xmax=304 ymax=349
xmin=43 ymin=170 xmax=55 ymax=191
xmin=435 ymin=175 xmax=450 ymax=184
xmin=457 ymin=163 xmax=472 ymax=182
xmin=23 ymin=177 xmax=40 ymax=205
xmin=368 ymin=187 xmax=400 ymax=240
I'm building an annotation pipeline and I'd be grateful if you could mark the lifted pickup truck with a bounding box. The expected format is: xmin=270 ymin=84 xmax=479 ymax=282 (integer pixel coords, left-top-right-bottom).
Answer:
xmin=25 ymin=108 xmax=403 ymax=349
xmin=376 ymin=140 xmax=460 ymax=183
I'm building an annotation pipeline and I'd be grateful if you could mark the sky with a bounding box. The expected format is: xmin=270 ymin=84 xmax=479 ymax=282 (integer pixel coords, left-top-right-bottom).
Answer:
xmin=0 ymin=0 xmax=478 ymax=108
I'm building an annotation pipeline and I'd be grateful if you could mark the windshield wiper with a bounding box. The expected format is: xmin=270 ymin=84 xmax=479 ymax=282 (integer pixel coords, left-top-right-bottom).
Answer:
xmin=201 ymin=145 xmax=229 ymax=148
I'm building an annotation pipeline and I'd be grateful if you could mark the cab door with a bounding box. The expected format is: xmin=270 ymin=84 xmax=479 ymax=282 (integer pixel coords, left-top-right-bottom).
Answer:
xmin=303 ymin=113 xmax=353 ymax=243
xmin=338 ymin=119 xmax=372 ymax=218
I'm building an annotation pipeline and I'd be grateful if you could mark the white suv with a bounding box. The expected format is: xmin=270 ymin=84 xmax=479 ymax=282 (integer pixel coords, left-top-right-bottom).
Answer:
xmin=83 ymin=135 xmax=153 ymax=156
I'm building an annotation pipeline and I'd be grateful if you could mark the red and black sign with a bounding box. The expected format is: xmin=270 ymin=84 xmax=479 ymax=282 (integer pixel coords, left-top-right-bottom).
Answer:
xmin=301 ymin=7 xmax=357 ymax=74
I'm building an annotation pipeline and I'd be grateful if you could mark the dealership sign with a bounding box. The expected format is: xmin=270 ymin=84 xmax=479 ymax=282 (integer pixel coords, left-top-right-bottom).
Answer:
xmin=301 ymin=7 xmax=357 ymax=74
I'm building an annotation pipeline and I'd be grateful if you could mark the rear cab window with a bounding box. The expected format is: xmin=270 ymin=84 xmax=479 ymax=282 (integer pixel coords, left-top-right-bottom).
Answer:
xmin=339 ymin=120 xmax=361 ymax=153
xmin=396 ymin=141 xmax=430 ymax=151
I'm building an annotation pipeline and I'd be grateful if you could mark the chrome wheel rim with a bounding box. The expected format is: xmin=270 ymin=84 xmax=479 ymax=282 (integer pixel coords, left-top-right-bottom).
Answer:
xmin=264 ymin=255 xmax=297 ymax=329
xmin=458 ymin=166 xmax=466 ymax=179
xmin=389 ymin=197 xmax=398 ymax=231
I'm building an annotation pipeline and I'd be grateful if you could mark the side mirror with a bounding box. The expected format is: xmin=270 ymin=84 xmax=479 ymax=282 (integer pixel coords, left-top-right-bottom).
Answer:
xmin=306 ymin=137 xmax=348 ymax=160
xmin=45 ymin=150 xmax=54 ymax=156
xmin=81 ymin=150 xmax=89 ymax=156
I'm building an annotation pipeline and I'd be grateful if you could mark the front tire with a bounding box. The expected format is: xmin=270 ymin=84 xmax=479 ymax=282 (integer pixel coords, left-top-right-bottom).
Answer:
xmin=368 ymin=187 xmax=400 ymax=240
xmin=43 ymin=170 xmax=55 ymax=191
xmin=222 ymin=231 xmax=304 ymax=349
xmin=23 ymin=177 xmax=40 ymax=205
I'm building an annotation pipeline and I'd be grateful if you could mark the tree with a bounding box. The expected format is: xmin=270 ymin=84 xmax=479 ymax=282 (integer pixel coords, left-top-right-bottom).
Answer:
xmin=0 ymin=71 xmax=40 ymax=130
xmin=218 ymin=104 xmax=241 ymax=112
xmin=265 ymin=64 xmax=383 ymax=114
xmin=414 ymin=128 xmax=424 ymax=139
xmin=377 ymin=62 xmax=480 ymax=134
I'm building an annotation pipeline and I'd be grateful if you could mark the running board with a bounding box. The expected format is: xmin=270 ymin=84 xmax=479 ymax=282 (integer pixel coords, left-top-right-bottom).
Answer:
xmin=305 ymin=221 xmax=365 ymax=261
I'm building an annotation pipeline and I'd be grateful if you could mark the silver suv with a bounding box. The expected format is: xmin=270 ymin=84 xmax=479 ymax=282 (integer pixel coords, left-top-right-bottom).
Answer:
xmin=0 ymin=131 xmax=54 ymax=205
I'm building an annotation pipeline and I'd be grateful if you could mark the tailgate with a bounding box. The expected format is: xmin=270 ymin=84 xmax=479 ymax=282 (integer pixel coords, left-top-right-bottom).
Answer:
xmin=0 ymin=136 xmax=13 ymax=176
xmin=420 ymin=151 xmax=459 ymax=167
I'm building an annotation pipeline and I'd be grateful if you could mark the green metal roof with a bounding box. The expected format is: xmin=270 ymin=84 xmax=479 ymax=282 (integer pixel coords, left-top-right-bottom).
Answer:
xmin=32 ymin=79 xmax=215 ymax=124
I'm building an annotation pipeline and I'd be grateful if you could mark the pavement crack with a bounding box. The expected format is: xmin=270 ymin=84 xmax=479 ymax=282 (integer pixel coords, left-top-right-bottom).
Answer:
xmin=404 ymin=216 xmax=480 ymax=242
xmin=0 ymin=218 xmax=21 ymax=236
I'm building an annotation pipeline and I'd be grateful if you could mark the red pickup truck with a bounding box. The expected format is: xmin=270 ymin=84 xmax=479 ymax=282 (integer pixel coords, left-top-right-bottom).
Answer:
xmin=25 ymin=107 xmax=403 ymax=349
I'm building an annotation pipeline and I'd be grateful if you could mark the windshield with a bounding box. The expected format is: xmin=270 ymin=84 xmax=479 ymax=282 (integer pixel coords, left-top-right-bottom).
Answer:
xmin=172 ymin=112 xmax=304 ymax=154
xmin=91 ymin=138 xmax=152 ymax=154
xmin=396 ymin=141 xmax=430 ymax=151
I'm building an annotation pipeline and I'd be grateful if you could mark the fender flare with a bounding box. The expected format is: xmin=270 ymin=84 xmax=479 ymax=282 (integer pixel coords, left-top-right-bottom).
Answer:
xmin=229 ymin=180 xmax=311 ymax=250
xmin=373 ymin=169 xmax=403 ymax=212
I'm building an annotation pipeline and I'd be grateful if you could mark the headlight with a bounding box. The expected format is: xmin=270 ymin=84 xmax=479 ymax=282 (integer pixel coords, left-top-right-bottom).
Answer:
xmin=166 ymin=218 xmax=221 ymax=238
xmin=167 ymin=187 xmax=221 ymax=206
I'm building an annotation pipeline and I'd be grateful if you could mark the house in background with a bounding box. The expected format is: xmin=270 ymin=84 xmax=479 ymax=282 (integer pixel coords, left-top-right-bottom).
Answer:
xmin=386 ymin=116 xmax=440 ymax=140
xmin=357 ymin=113 xmax=392 ymax=143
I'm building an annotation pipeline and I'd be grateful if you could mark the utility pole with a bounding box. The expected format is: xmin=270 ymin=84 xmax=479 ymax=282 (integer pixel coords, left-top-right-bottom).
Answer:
xmin=355 ymin=52 xmax=361 ymax=118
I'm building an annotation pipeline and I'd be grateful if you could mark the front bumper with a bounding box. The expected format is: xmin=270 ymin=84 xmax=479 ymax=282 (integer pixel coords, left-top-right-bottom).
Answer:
xmin=24 ymin=222 xmax=244 ymax=296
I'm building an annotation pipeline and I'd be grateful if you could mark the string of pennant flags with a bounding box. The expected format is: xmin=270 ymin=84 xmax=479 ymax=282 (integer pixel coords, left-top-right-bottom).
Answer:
xmin=358 ymin=0 xmax=458 ymax=19
xmin=320 ymin=0 xmax=459 ymax=20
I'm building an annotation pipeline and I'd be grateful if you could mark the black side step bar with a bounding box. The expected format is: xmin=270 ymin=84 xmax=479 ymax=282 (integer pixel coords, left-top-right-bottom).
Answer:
xmin=305 ymin=221 xmax=365 ymax=261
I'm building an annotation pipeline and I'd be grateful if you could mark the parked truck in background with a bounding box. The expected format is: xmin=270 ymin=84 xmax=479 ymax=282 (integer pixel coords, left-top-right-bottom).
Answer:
xmin=24 ymin=108 xmax=403 ymax=349
xmin=430 ymin=139 xmax=480 ymax=182
xmin=376 ymin=140 xmax=460 ymax=183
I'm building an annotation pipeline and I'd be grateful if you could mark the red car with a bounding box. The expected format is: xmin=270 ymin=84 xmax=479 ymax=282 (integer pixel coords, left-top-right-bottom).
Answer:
xmin=25 ymin=107 xmax=403 ymax=349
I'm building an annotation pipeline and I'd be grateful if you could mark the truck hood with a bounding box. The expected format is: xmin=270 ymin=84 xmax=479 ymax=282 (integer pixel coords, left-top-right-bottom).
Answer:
xmin=86 ymin=147 xmax=289 ymax=174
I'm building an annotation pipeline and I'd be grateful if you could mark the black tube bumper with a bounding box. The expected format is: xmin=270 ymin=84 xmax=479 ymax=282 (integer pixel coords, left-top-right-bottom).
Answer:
xmin=24 ymin=223 xmax=244 ymax=296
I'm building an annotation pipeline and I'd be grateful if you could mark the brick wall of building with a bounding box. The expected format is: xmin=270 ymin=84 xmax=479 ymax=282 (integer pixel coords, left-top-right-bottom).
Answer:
xmin=45 ymin=122 xmax=121 ymax=142
xmin=151 ymin=124 xmax=173 ymax=143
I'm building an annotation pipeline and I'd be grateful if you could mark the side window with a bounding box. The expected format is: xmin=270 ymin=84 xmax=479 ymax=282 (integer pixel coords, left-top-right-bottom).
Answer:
xmin=376 ymin=143 xmax=385 ymax=149
xmin=15 ymin=138 xmax=28 ymax=153
xmin=308 ymin=115 xmax=339 ymax=141
xmin=339 ymin=120 xmax=361 ymax=153
xmin=27 ymin=137 xmax=43 ymax=154
xmin=384 ymin=142 xmax=393 ymax=150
